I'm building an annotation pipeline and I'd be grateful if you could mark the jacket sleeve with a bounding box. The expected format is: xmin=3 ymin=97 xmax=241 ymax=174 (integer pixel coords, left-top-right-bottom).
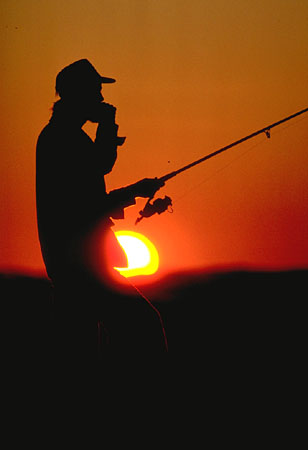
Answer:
xmin=106 ymin=186 xmax=136 ymax=219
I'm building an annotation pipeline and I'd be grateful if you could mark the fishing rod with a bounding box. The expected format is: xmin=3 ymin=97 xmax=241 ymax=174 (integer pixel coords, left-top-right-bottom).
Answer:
xmin=135 ymin=106 xmax=308 ymax=224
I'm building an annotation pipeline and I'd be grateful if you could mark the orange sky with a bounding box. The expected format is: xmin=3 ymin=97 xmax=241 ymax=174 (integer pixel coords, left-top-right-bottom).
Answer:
xmin=1 ymin=0 xmax=308 ymax=278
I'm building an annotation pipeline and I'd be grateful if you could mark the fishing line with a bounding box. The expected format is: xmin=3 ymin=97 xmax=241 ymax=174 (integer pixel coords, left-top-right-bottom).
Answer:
xmin=135 ymin=107 xmax=308 ymax=223
xmin=269 ymin=111 xmax=308 ymax=136
xmin=170 ymin=113 xmax=308 ymax=206
xmin=173 ymin=137 xmax=267 ymax=204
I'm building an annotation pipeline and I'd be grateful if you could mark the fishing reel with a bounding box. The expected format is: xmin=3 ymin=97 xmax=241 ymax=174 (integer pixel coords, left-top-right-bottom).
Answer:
xmin=135 ymin=196 xmax=173 ymax=225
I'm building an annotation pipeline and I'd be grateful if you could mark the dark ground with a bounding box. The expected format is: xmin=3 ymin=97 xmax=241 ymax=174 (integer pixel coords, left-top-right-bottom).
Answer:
xmin=1 ymin=268 xmax=306 ymax=367
xmin=1 ymin=268 xmax=306 ymax=435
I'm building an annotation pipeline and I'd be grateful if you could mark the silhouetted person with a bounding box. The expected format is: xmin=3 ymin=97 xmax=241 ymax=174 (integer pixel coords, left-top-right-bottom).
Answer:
xmin=36 ymin=59 xmax=167 ymax=369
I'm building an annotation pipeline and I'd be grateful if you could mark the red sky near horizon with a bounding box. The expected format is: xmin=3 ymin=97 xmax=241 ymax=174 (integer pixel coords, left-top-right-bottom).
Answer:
xmin=1 ymin=0 xmax=308 ymax=279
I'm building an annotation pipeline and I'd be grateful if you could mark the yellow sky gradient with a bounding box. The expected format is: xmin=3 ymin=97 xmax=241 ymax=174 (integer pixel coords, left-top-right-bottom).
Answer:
xmin=1 ymin=0 xmax=308 ymax=276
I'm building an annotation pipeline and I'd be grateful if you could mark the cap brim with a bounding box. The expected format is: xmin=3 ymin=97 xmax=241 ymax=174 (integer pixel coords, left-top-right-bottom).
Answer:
xmin=100 ymin=76 xmax=116 ymax=84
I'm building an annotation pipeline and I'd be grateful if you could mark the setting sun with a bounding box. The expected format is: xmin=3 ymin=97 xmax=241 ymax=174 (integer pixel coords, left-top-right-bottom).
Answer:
xmin=114 ymin=231 xmax=159 ymax=278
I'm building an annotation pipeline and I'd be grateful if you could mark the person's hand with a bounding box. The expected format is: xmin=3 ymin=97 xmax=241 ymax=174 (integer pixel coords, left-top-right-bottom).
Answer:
xmin=133 ymin=178 xmax=165 ymax=198
xmin=88 ymin=102 xmax=117 ymax=124
xmin=97 ymin=102 xmax=117 ymax=123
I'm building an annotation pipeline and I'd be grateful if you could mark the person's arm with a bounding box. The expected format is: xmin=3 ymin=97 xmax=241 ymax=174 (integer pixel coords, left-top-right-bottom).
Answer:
xmin=93 ymin=103 xmax=164 ymax=218
xmin=107 ymin=178 xmax=165 ymax=219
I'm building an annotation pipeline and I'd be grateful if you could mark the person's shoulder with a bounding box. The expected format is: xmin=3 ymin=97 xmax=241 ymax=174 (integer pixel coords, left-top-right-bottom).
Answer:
xmin=37 ymin=121 xmax=71 ymax=149
xmin=36 ymin=123 xmax=68 ymax=165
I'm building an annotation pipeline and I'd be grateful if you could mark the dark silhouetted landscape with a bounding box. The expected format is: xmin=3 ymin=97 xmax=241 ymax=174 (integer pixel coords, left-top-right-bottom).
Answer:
xmin=2 ymin=266 xmax=307 ymax=435
xmin=2 ymin=268 xmax=306 ymax=371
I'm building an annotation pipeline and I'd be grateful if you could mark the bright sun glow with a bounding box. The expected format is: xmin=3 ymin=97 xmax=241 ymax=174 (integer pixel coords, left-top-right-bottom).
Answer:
xmin=114 ymin=230 xmax=159 ymax=278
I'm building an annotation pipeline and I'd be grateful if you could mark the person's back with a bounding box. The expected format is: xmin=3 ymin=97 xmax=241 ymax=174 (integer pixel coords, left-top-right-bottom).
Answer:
xmin=36 ymin=102 xmax=117 ymax=282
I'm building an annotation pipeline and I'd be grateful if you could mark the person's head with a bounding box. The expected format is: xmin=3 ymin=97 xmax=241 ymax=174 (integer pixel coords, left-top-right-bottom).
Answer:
xmin=55 ymin=59 xmax=115 ymax=119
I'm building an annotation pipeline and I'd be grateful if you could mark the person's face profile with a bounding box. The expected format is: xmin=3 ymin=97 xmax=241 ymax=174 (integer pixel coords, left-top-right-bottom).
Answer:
xmin=79 ymin=82 xmax=104 ymax=122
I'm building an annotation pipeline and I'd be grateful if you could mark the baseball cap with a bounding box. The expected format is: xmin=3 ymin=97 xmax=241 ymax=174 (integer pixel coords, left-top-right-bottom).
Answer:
xmin=55 ymin=59 xmax=116 ymax=98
